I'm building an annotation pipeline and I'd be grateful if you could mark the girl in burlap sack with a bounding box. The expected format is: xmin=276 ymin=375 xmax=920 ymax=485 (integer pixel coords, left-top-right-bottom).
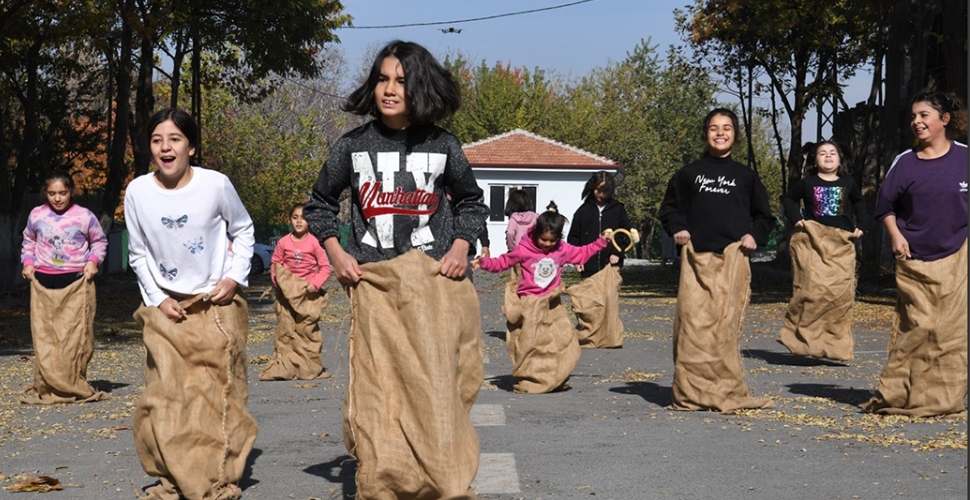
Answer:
xmin=125 ymin=108 xmax=258 ymax=500
xmin=302 ymin=40 xmax=489 ymax=499
xmin=658 ymin=108 xmax=776 ymax=412
xmin=778 ymin=141 xmax=868 ymax=361
xmin=472 ymin=211 xmax=612 ymax=393
xmin=260 ymin=203 xmax=333 ymax=381
xmin=566 ymin=171 xmax=632 ymax=349
xmin=865 ymin=91 xmax=968 ymax=417
xmin=20 ymin=169 xmax=108 ymax=405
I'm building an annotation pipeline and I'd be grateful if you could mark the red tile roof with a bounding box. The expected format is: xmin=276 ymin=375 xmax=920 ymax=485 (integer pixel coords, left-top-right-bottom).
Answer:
xmin=463 ymin=129 xmax=619 ymax=170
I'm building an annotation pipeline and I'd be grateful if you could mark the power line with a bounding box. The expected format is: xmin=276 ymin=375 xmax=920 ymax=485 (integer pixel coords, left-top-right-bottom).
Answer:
xmin=340 ymin=0 xmax=597 ymax=29
xmin=282 ymin=76 xmax=348 ymax=101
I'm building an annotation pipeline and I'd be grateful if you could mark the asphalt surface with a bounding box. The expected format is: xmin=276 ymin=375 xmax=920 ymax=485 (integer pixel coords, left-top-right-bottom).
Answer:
xmin=0 ymin=262 xmax=966 ymax=500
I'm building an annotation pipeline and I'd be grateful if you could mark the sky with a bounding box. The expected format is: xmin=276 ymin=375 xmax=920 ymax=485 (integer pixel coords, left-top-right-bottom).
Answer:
xmin=333 ymin=0 xmax=686 ymax=79
xmin=331 ymin=0 xmax=874 ymax=142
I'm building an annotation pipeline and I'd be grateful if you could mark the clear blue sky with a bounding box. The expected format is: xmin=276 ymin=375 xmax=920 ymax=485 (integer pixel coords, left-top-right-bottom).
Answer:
xmin=332 ymin=0 xmax=873 ymax=142
xmin=333 ymin=0 xmax=687 ymax=78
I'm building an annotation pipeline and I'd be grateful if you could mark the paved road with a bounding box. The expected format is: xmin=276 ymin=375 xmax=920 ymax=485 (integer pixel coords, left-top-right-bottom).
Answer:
xmin=0 ymin=263 xmax=966 ymax=500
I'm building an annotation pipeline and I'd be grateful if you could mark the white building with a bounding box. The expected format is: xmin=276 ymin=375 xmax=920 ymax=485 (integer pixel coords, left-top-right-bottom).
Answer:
xmin=463 ymin=129 xmax=622 ymax=255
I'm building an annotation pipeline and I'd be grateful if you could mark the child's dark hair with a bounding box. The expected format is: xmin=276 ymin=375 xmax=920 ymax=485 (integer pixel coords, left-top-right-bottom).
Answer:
xmin=290 ymin=203 xmax=306 ymax=217
xmin=146 ymin=107 xmax=200 ymax=159
xmin=805 ymin=140 xmax=850 ymax=177
xmin=44 ymin=169 xmax=75 ymax=192
xmin=581 ymin=171 xmax=616 ymax=201
xmin=546 ymin=200 xmax=558 ymax=213
xmin=343 ymin=40 xmax=462 ymax=126
xmin=701 ymin=108 xmax=739 ymax=139
xmin=911 ymin=90 xmax=968 ymax=141
xmin=531 ymin=211 xmax=567 ymax=245
xmin=504 ymin=189 xmax=534 ymax=216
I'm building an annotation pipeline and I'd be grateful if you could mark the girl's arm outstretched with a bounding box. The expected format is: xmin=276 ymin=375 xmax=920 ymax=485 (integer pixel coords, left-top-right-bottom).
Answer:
xmin=476 ymin=249 xmax=522 ymax=274
xmin=563 ymin=236 xmax=609 ymax=266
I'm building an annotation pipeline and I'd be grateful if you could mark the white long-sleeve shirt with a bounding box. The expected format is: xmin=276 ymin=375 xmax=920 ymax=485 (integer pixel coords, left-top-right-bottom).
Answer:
xmin=124 ymin=167 xmax=254 ymax=306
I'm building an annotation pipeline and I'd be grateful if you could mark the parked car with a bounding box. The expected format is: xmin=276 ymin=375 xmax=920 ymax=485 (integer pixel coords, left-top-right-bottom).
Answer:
xmin=251 ymin=243 xmax=274 ymax=275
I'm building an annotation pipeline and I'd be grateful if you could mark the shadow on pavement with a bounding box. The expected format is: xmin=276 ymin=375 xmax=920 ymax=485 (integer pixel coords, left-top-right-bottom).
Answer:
xmin=609 ymin=381 xmax=672 ymax=408
xmin=90 ymin=379 xmax=129 ymax=393
xmin=787 ymin=383 xmax=874 ymax=407
xmin=485 ymin=330 xmax=506 ymax=341
xmin=304 ymin=454 xmax=357 ymax=499
xmin=743 ymin=348 xmax=849 ymax=367
xmin=0 ymin=348 xmax=34 ymax=357
xmin=486 ymin=374 xmax=516 ymax=392
xmin=240 ymin=448 xmax=263 ymax=490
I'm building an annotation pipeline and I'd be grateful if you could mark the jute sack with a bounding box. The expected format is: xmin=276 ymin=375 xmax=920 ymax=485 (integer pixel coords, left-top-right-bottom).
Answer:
xmin=259 ymin=264 xmax=329 ymax=380
xmin=345 ymin=251 xmax=483 ymax=500
xmin=20 ymin=277 xmax=106 ymax=404
xmin=779 ymin=220 xmax=856 ymax=361
xmin=863 ymin=240 xmax=968 ymax=417
xmin=133 ymin=292 xmax=258 ymax=500
xmin=503 ymin=280 xmax=580 ymax=394
xmin=671 ymin=241 xmax=771 ymax=411
xmin=566 ymin=264 xmax=624 ymax=349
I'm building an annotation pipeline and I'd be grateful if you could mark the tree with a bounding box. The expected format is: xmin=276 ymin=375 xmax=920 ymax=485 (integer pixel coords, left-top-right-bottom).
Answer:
xmin=543 ymin=41 xmax=720 ymax=255
xmin=107 ymin=0 xmax=351 ymax=225
xmin=675 ymin=0 xmax=882 ymax=191
xmin=0 ymin=0 xmax=114 ymax=290
xmin=837 ymin=0 xmax=967 ymax=273
xmin=197 ymin=47 xmax=354 ymax=232
xmin=442 ymin=57 xmax=557 ymax=144
xmin=0 ymin=1 xmax=350 ymax=291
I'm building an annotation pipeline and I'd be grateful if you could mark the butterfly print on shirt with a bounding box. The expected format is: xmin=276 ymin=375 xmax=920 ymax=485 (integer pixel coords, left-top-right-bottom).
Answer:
xmin=159 ymin=263 xmax=178 ymax=281
xmin=183 ymin=236 xmax=204 ymax=254
xmin=161 ymin=215 xmax=188 ymax=231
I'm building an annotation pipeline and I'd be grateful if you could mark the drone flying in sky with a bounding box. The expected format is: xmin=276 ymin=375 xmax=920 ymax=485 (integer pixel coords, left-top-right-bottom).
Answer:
xmin=440 ymin=27 xmax=462 ymax=34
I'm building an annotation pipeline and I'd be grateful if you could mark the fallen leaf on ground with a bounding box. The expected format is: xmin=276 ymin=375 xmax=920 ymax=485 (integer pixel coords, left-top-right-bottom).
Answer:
xmin=3 ymin=476 xmax=64 ymax=492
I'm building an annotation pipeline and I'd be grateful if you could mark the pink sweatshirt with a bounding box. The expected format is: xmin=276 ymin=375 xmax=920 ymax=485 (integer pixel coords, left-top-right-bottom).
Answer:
xmin=505 ymin=211 xmax=538 ymax=250
xmin=271 ymin=233 xmax=332 ymax=289
xmin=21 ymin=203 xmax=107 ymax=274
xmin=479 ymin=234 xmax=608 ymax=297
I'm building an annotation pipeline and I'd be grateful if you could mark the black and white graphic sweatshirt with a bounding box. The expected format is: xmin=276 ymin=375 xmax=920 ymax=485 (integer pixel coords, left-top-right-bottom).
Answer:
xmin=658 ymin=155 xmax=775 ymax=254
xmin=303 ymin=120 xmax=488 ymax=264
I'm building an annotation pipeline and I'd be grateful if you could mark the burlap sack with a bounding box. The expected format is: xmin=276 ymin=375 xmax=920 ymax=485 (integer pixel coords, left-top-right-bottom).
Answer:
xmin=344 ymin=251 xmax=483 ymax=500
xmin=20 ymin=277 xmax=106 ymax=405
xmin=259 ymin=264 xmax=329 ymax=380
xmin=863 ymin=240 xmax=968 ymax=417
xmin=503 ymin=280 xmax=580 ymax=394
xmin=779 ymin=221 xmax=856 ymax=361
xmin=671 ymin=241 xmax=771 ymax=411
xmin=133 ymin=293 xmax=258 ymax=500
xmin=566 ymin=264 xmax=624 ymax=349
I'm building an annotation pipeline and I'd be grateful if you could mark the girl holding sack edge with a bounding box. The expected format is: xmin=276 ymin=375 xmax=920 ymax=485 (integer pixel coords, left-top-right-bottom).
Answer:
xmin=302 ymin=40 xmax=488 ymax=499
xmin=125 ymin=107 xmax=258 ymax=500
xmin=566 ymin=170 xmax=632 ymax=349
xmin=20 ymin=169 xmax=108 ymax=405
xmin=260 ymin=203 xmax=333 ymax=381
xmin=658 ymin=107 xmax=776 ymax=412
xmin=472 ymin=211 xmax=613 ymax=393
xmin=778 ymin=140 xmax=868 ymax=361
xmin=864 ymin=91 xmax=968 ymax=417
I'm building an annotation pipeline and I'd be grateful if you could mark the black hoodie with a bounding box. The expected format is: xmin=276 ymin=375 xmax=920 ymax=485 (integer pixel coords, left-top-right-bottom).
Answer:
xmin=567 ymin=197 xmax=631 ymax=278
xmin=658 ymin=154 xmax=775 ymax=254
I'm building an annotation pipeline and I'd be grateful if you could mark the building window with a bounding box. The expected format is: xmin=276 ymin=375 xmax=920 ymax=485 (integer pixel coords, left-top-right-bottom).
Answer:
xmin=488 ymin=184 xmax=537 ymax=222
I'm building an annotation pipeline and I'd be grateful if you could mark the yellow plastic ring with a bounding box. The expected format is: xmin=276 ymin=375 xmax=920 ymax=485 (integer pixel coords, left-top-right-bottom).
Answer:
xmin=609 ymin=228 xmax=635 ymax=253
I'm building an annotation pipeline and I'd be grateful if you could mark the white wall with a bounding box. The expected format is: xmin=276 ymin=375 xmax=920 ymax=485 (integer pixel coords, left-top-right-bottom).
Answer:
xmin=472 ymin=168 xmax=614 ymax=255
